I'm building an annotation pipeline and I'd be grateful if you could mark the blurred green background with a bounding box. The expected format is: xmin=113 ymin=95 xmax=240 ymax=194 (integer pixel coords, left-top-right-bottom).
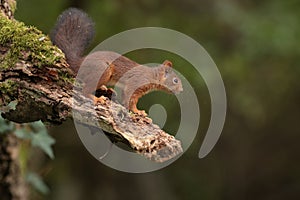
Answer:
xmin=14 ymin=0 xmax=300 ymax=199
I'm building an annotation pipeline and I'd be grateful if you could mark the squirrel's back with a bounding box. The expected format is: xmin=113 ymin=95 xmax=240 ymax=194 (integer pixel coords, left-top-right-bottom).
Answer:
xmin=50 ymin=8 xmax=95 ymax=73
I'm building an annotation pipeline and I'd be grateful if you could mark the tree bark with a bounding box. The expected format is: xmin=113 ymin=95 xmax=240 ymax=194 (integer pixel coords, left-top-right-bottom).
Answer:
xmin=0 ymin=133 xmax=27 ymax=200
xmin=0 ymin=2 xmax=28 ymax=199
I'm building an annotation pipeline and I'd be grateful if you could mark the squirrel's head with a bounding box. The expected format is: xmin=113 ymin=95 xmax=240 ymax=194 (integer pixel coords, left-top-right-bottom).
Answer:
xmin=159 ymin=60 xmax=183 ymax=94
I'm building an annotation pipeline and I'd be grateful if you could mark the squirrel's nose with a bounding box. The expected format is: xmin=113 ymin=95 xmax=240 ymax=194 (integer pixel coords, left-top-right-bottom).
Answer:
xmin=174 ymin=85 xmax=183 ymax=94
xmin=178 ymin=85 xmax=183 ymax=92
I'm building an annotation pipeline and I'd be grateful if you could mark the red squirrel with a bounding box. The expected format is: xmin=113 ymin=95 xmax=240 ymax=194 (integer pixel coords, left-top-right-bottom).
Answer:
xmin=50 ymin=8 xmax=183 ymax=115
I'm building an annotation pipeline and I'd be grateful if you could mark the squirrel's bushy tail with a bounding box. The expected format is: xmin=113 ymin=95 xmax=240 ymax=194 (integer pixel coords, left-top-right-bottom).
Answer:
xmin=50 ymin=8 xmax=95 ymax=73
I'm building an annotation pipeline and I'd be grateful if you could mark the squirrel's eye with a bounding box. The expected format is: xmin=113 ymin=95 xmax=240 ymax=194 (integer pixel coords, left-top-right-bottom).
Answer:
xmin=173 ymin=78 xmax=178 ymax=84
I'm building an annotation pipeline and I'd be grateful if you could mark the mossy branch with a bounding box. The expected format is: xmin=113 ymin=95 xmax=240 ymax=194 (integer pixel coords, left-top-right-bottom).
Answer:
xmin=0 ymin=3 xmax=183 ymax=162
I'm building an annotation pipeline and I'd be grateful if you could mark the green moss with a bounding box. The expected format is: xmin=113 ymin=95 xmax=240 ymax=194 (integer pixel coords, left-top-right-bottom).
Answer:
xmin=0 ymin=14 xmax=64 ymax=70
xmin=0 ymin=80 xmax=17 ymax=94
xmin=7 ymin=0 xmax=17 ymax=14
xmin=58 ymin=71 xmax=75 ymax=83
xmin=0 ymin=80 xmax=18 ymax=106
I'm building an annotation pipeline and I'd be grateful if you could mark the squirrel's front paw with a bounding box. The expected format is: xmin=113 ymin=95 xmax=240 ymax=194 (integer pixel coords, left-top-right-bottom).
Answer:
xmin=133 ymin=109 xmax=148 ymax=117
xmin=95 ymin=85 xmax=116 ymax=100
xmin=92 ymin=95 xmax=107 ymax=105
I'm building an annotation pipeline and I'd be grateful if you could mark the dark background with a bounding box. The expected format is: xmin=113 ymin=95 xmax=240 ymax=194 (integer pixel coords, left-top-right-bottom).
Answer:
xmin=15 ymin=0 xmax=300 ymax=199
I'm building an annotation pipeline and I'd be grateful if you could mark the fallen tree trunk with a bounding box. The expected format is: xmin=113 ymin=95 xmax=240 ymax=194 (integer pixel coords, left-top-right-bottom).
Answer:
xmin=0 ymin=0 xmax=182 ymax=163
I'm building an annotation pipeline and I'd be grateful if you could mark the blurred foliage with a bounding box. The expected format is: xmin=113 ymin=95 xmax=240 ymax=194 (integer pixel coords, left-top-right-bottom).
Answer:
xmin=0 ymin=115 xmax=54 ymax=196
xmin=11 ymin=0 xmax=300 ymax=199
xmin=0 ymin=114 xmax=14 ymax=133
xmin=14 ymin=121 xmax=55 ymax=159
xmin=0 ymin=116 xmax=55 ymax=159
xmin=26 ymin=172 xmax=50 ymax=195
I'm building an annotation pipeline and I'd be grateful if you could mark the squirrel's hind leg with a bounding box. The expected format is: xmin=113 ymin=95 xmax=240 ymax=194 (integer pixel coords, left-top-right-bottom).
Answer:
xmin=122 ymin=86 xmax=148 ymax=116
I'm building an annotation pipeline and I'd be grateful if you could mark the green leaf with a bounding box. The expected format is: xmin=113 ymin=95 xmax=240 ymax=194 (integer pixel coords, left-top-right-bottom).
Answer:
xmin=31 ymin=120 xmax=46 ymax=130
xmin=7 ymin=100 xmax=18 ymax=110
xmin=0 ymin=100 xmax=18 ymax=113
xmin=30 ymin=121 xmax=55 ymax=159
xmin=0 ymin=115 xmax=14 ymax=133
xmin=14 ymin=128 xmax=32 ymax=139
xmin=26 ymin=172 xmax=50 ymax=195
xmin=13 ymin=121 xmax=56 ymax=159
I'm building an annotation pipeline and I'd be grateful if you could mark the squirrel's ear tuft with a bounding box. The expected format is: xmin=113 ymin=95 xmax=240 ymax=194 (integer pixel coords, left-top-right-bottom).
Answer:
xmin=163 ymin=60 xmax=173 ymax=67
